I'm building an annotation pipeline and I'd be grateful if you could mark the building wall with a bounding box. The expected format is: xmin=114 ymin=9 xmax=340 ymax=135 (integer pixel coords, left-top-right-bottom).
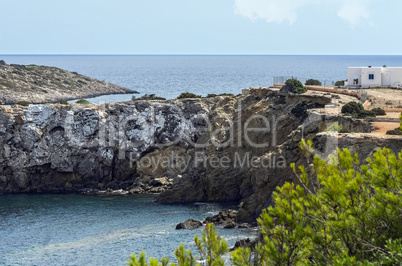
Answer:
xmin=347 ymin=67 xmax=402 ymax=88
xmin=360 ymin=67 xmax=382 ymax=87
xmin=389 ymin=68 xmax=402 ymax=86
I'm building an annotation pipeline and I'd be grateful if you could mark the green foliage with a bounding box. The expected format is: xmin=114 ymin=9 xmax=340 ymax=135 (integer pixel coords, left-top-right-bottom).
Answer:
xmin=324 ymin=122 xmax=343 ymax=132
xmin=127 ymin=251 xmax=170 ymax=266
xmin=341 ymin=101 xmax=377 ymax=118
xmin=281 ymin=79 xmax=307 ymax=94
xmin=133 ymin=94 xmax=166 ymax=101
xmin=341 ymin=101 xmax=364 ymax=115
xmin=194 ymin=223 xmax=228 ymax=266
xmin=400 ymin=112 xmax=402 ymax=131
xmin=205 ymin=93 xmax=234 ymax=98
xmin=386 ymin=112 xmax=402 ymax=135
xmin=335 ymin=80 xmax=345 ymax=87
xmin=75 ymin=99 xmax=92 ymax=104
xmin=305 ymin=79 xmax=322 ymax=86
xmin=127 ymin=146 xmax=402 ymax=265
xmin=238 ymin=146 xmax=402 ymax=265
xmin=127 ymin=223 xmax=227 ymax=266
xmin=177 ymin=92 xmax=202 ymax=99
xmin=58 ymin=100 xmax=69 ymax=105
xmin=371 ymin=107 xmax=386 ymax=116
xmin=14 ymin=100 xmax=30 ymax=106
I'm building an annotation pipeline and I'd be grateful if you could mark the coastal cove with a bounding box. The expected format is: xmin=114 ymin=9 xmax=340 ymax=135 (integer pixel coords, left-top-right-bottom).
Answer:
xmin=1 ymin=55 xmax=402 ymax=264
xmin=0 ymin=193 xmax=258 ymax=265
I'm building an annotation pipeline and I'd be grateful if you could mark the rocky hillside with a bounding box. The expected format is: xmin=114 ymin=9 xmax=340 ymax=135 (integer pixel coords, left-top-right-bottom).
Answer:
xmin=1 ymin=88 xmax=401 ymax=222
xmin=0 ymin=60 xmax=136 ymax=104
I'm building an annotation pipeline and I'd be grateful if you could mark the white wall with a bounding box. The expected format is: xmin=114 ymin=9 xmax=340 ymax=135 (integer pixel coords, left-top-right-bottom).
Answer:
xmin=347 ymin=67 xmax=402 ymax=88
xmin=347 ymin=68 xmax=362 ymax=86
xmin=389 ymin=68 xmax=402 ymax=86
xmin=360 ymin=67 xmax=382 ymax=87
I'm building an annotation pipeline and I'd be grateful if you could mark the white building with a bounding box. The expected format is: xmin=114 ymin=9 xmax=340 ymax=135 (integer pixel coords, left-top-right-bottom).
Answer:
xmin=346 ymin=66 xmax=402 ymax=88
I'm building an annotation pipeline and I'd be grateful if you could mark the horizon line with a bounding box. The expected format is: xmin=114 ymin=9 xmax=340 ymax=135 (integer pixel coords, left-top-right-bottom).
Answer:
xmin=1 ymin=54 xmax=402 ymax=56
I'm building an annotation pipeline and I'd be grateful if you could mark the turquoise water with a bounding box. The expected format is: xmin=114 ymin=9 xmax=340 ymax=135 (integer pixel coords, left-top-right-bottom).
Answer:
xmin=0 ymin=194 xmax=257 ymax=265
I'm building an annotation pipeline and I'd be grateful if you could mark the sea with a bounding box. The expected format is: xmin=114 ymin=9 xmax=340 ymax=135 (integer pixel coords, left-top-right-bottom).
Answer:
xmin=1 ymin=55 xmax=402 ymax=265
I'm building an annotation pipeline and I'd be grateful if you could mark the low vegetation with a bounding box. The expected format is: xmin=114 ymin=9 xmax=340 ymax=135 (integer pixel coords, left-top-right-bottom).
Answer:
xmin=305 ymin=79 xmax=322 ymax=86
xmin=126 ymin=144 xmax=402 ymax=265
xmin=371 ymin=107 xmax=386 ymax=116
xmin=75 ymin=99 xmax=92 ymax=104
xmin=281 ymin=79 xmax=307 ymax=94
xmin=341 ymin=101 xmax=381 ymax=118
xmin=324 ymin=122 xmax=344 ymax=132
xmin=14 ymin=100 xmax=30 ymax=107
xmin=335 ymin=80 xmax=345 ymax=87
xmin=132 ymin=94 xmax=166 ymax=101
xmin=205 ymin=93 xmax=234 ymax=98
xmin=386 ymin=112 xmax=402 ymax=135
xmin=58 ymin=100 xmax=69 ymax=105
xmin=177 ymin=92 xmax=202 ymax=99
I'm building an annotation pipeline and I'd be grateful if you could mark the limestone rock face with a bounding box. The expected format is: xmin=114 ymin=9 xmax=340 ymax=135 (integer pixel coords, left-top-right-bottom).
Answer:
xmin=0 ymin=98 xmax=216 ymax=193
xmin=1 ymin=88 xmax=400 ymax=222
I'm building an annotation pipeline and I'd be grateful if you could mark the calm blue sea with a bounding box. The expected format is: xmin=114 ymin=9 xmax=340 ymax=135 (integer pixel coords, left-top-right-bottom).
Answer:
xmin=1 ymin=55 xmax=402 ymax=265
xmin=0 ymin=194 xmax=257 ymax=265
xmin=1 ymin=55 xmax=402 ymax=103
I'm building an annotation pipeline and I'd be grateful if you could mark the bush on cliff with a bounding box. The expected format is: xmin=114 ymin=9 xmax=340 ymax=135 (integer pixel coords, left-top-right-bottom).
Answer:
xmin=133 ymin=94 xmax=166 ymax=101
xmin=15 ymin=100 xmax=30 ymax=106
xmin=341 ymin=101 xmax=377 ymax=118
xmin=75 ymin=99 xmax=92 ymax=104
xmin=127 ymin=145 xmax=402 ymax=265
xmin=386 ymin=112 xmax=402 ymax=135
xmin=305 ymin=79 xmax=322 ymax=86
xmin=177 ymin=92 xmax=202 ymax=99
xmin=280 ymin=79 xmax=307 ymax=94
xmin=335 ymin=80 xmax=345 ymax=87
xmin=372 ymin=107 xmax=386 ymax=116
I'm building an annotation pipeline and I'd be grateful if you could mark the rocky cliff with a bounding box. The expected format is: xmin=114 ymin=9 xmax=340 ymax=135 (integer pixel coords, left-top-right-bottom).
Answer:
xmin=0 ymin=60 xmax=136 ymax=104
xmin=1 ymin=88 xmax=401 ymax=222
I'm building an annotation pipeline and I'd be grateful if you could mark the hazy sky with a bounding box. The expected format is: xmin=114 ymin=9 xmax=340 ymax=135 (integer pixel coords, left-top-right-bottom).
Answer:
xmin=1 ymin=0 xmax=401 ymax=55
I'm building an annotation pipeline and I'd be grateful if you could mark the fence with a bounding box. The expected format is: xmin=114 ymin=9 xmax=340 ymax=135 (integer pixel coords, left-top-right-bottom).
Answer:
xmin=273 ymin=76 xmax=336 ymax=87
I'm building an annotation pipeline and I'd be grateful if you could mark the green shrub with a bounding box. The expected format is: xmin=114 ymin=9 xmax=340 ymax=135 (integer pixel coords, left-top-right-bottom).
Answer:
xmin=127 ymin=223 xmax=227 ymax=266
xmin=305 ymin=79 xmax=322 ymax=86
xmin=386 ymin=112 xmax=402 ymax=135
xmin=15 ymin=100 xmax=30 ymax=106
xmin=281 ymin=79 xmax=307 ymax=94
xmin=75 ymin=99 xmax=92 ymax=104
xmin=177 ymin=92 xmax=202 ymax=99
xmin=335 ymin=80 xmax=345 ymax=87
xmin=206 ymin=93 xmax=234 ymax=98
xmin=58 ymin=100 xmax=69 ymax=105
xmin=324 ymin=122 xmax=342 ymax=132
xmin=341 ymin=101 xmax=364 ymax=115
xmin=127 ymin=145 xmax=402 ymax=265
xmin=133 ymin=94 xmax=166 ymax=101
xmin=371 ymin=107 xmax=386 ymax=116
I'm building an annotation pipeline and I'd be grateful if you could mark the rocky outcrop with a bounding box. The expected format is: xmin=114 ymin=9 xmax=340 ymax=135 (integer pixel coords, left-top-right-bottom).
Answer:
xmin=0 ymin=61 xmax=136 ymax=104
xmin=0 ymin=98 xmax=217 ymax=192
xmin=203 ymin=210 xmax=237 ymax=228
xmin=1 ymin=87 xmax=400 ymax=222
xmin=175 ymin=219 xmax=203 ymax=230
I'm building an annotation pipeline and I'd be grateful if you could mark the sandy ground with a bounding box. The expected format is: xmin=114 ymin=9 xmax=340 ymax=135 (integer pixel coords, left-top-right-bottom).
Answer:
xmin=371 ymin=122 xmax=400 ymax=134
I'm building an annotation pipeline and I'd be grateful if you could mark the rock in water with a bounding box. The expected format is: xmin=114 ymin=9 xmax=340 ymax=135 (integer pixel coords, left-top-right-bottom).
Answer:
xmin=175 ymin=219 xmax=203 ymax=230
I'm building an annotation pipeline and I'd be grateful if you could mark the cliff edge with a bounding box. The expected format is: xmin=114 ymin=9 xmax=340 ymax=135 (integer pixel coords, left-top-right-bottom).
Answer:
xmin=0 ymin=60 xmax=136 ymax=104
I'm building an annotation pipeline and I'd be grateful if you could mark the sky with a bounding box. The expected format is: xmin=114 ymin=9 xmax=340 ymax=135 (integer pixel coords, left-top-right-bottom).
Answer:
xmin=0 ymin=0 xmax=401 ymax=55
